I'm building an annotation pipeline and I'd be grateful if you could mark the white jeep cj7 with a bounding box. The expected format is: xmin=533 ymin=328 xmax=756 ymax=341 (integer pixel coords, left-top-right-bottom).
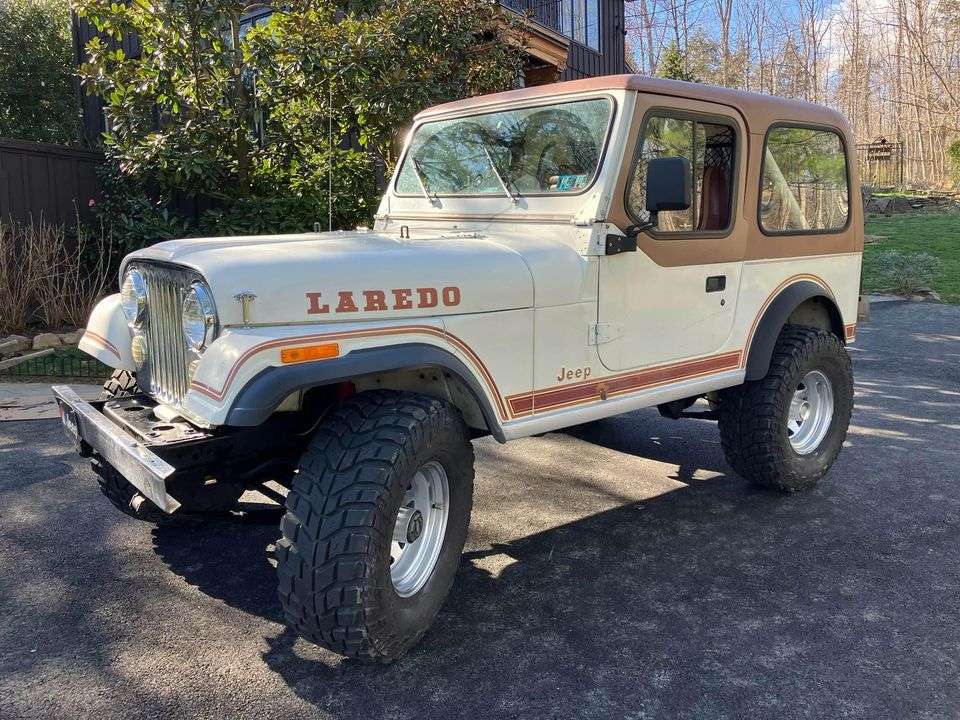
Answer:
xmin=55 ymin=75 xmax=862 ymax=662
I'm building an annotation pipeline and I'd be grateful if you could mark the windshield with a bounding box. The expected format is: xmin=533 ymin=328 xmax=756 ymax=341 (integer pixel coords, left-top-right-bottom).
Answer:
xmin=395 ymin=98 xmax=614 ymax=197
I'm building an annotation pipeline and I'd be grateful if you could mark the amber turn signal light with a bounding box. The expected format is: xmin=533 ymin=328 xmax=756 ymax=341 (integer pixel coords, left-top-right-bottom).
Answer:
xmin=280 ymin=342 xmax=340 ymax=364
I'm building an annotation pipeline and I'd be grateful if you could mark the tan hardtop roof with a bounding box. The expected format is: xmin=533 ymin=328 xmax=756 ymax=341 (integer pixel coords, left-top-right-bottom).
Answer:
xmin=418 ymin=74 xmax=849 ymax=134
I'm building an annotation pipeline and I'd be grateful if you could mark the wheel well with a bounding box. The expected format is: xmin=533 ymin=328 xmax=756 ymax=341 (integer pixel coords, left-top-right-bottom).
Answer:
xmin=786 ymin=297 xmax=845 ymax=341
xmin=745 ymin=282 xmax=846 ymax=381
xmin=225 ymin=343 xmax=504 ymax=441
xmin=349 ymin=366 xmax=491 ymax=437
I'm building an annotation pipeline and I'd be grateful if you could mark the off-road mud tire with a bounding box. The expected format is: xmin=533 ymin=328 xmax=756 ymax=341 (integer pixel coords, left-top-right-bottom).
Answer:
xmin=276 ymin=390 xmax=475 ymax=662
xmin=100 ymin=369 xmax=139 ymax=400
xmin=718 ymin=325 xmax=853 ymax=492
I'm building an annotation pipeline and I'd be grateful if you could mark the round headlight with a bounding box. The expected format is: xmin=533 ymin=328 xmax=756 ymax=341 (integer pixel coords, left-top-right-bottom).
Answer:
xmin=182 ymin=283 xmax=218 ymax=351
xmin=121 ymin=268 xmax=148 ymax=325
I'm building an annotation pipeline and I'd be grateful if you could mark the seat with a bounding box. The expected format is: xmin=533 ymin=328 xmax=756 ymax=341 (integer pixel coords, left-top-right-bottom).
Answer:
xmin=697 ymin=164 xmax=730 ymax=231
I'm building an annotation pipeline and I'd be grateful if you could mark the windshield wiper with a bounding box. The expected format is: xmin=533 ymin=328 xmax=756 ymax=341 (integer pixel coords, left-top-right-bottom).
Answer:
xmin=411 ymin=158 xmax=439 ymax=206
xmin=481 ymin=146 xmax=520 ymax=205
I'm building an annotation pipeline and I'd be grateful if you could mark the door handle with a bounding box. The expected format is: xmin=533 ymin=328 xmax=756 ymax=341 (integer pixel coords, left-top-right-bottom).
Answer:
xmin=705 ymin=275 xmax=726 ymax=293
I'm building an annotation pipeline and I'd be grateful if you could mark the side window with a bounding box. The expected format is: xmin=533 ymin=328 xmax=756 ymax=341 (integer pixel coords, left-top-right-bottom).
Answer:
xmin=627 ymin=114 xmax=737 ymax=234
xmin=760 ymin=127 xmax=849 ymax=233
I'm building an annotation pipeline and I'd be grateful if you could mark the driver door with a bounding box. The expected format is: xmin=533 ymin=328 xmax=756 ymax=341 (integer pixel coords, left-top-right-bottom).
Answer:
xmin=598 ymin=100 xmax=747 ymax=371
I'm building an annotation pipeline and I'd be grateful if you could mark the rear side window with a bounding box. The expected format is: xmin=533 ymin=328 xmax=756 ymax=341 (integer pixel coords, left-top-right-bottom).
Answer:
xmin=760 ymin=126 xmax=849 ymax=233
xmin=627 ymin=114 xmax=737 ymax=234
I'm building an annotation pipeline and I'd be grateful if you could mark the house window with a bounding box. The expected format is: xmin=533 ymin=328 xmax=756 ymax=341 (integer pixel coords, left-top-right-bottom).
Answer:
xmin=760 ymin=126 xmax=849 ymax=233
xmin=627 ymin=114 xmax=737 ymax=234
xmin=559 ymin=0 xmax=601 ymax=51
xmin=586 ymin=0 xmax=600 ymax=50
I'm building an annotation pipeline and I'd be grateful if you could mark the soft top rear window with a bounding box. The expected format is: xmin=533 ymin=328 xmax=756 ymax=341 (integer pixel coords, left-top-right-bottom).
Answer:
xmin=395 ymin=98 xmax=614 ymax=198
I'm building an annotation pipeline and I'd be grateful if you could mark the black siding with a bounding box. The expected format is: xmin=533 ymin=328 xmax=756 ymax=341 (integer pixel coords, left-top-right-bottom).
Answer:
xmin=502 ymin=0 xmax=627 ymax=79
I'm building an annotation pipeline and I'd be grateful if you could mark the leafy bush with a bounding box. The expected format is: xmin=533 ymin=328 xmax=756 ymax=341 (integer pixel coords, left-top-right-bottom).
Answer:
xmin=0 ymin=0 xmax=82 ymax=145
xmin=93 ymin=164 xmax=194 ymax=255
xmin=75 ymin=0 xmax=525 ymax=241
xmin=864 ymin=249 xmax=941 ymax=295
xmin=948 ymin=139 xmax=960 ymax=187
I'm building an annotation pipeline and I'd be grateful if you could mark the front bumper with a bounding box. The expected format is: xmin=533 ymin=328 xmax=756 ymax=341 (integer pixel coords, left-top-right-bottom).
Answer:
xmin=52 ymin=385 xmax=181 ymax=513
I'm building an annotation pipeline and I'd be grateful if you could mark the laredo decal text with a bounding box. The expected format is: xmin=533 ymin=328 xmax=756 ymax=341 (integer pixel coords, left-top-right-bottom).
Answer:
xmin=306 ymin=287 xmax=462 ymax=315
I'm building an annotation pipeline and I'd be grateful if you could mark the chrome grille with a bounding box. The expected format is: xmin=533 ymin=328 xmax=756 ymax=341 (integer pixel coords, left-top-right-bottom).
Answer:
xmin=134 ymin=263 xmax=196 ymax=407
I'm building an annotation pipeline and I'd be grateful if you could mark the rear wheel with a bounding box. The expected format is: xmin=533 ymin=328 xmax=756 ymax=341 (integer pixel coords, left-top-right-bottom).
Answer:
xmin=718 ymin=325 xmax=853 ymax=492
xmin=277 ymin=390 xmax=474 ymax=662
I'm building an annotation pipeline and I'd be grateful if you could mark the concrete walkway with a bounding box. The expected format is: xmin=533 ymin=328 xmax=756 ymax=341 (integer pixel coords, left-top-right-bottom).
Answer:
xmin=0 ymin=382 xmax=99 ymax=421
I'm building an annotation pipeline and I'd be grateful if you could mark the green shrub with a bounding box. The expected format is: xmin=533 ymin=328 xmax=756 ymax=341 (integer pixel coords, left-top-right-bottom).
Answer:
xmin=864 ymin=249 xmax=941 ymax=295
xmin=948 ymin=139 xmax=960 ymax=187
xmin=93 ymin=165 xmax=194 ymax=254
xmin=0 ymin=0 xmax=81 ymax=145
xmin=75 ymin=0 xmax=525 ymax=238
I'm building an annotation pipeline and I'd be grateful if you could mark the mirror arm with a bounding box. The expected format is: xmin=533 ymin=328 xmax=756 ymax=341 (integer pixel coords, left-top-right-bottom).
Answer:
xmin=625 ymin=213 xmax=656 ymax=240
xmin=605 ymin=215 xmax=656 ymax=256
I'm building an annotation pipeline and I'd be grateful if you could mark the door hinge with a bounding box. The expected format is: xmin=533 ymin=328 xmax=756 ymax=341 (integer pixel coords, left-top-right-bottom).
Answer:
xmin=589 ymin=322 xmax=623 ymax=346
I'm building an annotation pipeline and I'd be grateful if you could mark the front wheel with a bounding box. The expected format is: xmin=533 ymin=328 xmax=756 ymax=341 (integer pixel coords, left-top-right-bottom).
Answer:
xmin=718 ymin=325 xmax=853 ymax=492
xmin=276 ymin=390 xmax=475 ymax=662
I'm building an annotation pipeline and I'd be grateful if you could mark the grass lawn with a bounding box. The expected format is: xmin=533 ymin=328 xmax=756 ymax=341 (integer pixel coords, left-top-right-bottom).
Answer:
xmin=863 ymin=213 xmax=960 ymax=303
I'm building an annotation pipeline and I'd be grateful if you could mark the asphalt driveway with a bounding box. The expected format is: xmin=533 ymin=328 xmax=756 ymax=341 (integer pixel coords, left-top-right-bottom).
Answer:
xmin=1 ymin=300 xmax=959 ymax=720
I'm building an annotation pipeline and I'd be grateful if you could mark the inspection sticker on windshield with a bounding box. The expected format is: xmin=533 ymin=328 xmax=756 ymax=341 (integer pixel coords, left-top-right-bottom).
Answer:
xmin=555 ymin=174 xmax=588 ymax=191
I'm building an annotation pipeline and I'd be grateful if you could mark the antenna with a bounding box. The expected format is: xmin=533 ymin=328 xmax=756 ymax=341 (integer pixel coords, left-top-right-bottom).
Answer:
xmin=328 ymin=75 xmax=333 ymax=232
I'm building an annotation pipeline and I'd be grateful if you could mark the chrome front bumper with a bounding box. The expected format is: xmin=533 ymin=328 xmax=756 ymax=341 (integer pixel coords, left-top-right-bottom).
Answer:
xmin=52 ymin=385 xmax=181 ymax=513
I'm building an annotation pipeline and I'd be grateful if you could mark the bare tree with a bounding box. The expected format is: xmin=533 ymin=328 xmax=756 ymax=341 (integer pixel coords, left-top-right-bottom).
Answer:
xmin=624 ymin=0 xmax=960 ymax=188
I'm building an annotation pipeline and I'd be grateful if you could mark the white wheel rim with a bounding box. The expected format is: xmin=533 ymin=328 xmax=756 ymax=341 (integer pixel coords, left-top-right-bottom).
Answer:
xmin=787 ymin=370 xmax=835 ymax=455
xmin=390 ymin=460 xmax=449 ymax=597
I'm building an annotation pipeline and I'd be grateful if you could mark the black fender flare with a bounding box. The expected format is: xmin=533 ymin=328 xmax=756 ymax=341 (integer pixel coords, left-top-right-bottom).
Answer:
xmin=744 ymin=281 xmax=845 ymax=381
xmin=224 ymin=342 xmax=506 ymax=441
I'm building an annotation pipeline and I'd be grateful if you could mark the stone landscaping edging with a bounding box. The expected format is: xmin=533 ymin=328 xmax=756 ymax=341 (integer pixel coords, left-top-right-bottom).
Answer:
xmin=0 ymin=330 xmax=86 ymax=360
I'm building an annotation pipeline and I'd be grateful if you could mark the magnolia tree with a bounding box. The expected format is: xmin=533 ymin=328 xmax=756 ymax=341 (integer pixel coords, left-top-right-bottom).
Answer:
xmin=73 ymin=0 xmax=525 ymax=240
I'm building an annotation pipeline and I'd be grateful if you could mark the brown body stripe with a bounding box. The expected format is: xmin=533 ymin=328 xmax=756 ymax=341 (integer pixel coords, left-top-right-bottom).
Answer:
xmin=188 ymin=325 xmax=511 ymax=421
xmin=508 ymin=350 xmax=742 ymax=415
xmin=82 ymin=331 xmax=121 ymax=361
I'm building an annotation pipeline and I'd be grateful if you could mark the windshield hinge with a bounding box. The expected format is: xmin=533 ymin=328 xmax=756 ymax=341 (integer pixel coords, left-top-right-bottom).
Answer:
xmin=589 ymin=322 xmax=623 ymax=346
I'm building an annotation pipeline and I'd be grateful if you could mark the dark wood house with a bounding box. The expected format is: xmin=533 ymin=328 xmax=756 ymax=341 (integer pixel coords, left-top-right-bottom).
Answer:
xmin=73 ymin=1 xmax=632 ymax=145
xmin=503 ymin=0 xmax=631 ymax=85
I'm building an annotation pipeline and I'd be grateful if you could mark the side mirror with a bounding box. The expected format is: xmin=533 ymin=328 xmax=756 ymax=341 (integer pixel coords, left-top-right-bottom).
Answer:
xmin=613 ymin=156 xmax=693 ymax=254
xmin=645 ymin=156 xmax=691 ymax=217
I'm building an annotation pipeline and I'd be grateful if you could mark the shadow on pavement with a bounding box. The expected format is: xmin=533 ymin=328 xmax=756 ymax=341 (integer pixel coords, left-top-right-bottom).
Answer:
xmin=151 ymin=446 xmax=950 ymax=719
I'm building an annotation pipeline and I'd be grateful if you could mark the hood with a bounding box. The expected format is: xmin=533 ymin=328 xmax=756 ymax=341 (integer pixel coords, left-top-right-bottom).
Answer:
xmin=124 ymin=230 xmax=534 ymax=326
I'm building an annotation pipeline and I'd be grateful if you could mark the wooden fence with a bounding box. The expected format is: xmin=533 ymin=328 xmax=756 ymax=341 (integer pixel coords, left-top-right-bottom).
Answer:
xmin=0 ymin=138 xmax=104 ymax=227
